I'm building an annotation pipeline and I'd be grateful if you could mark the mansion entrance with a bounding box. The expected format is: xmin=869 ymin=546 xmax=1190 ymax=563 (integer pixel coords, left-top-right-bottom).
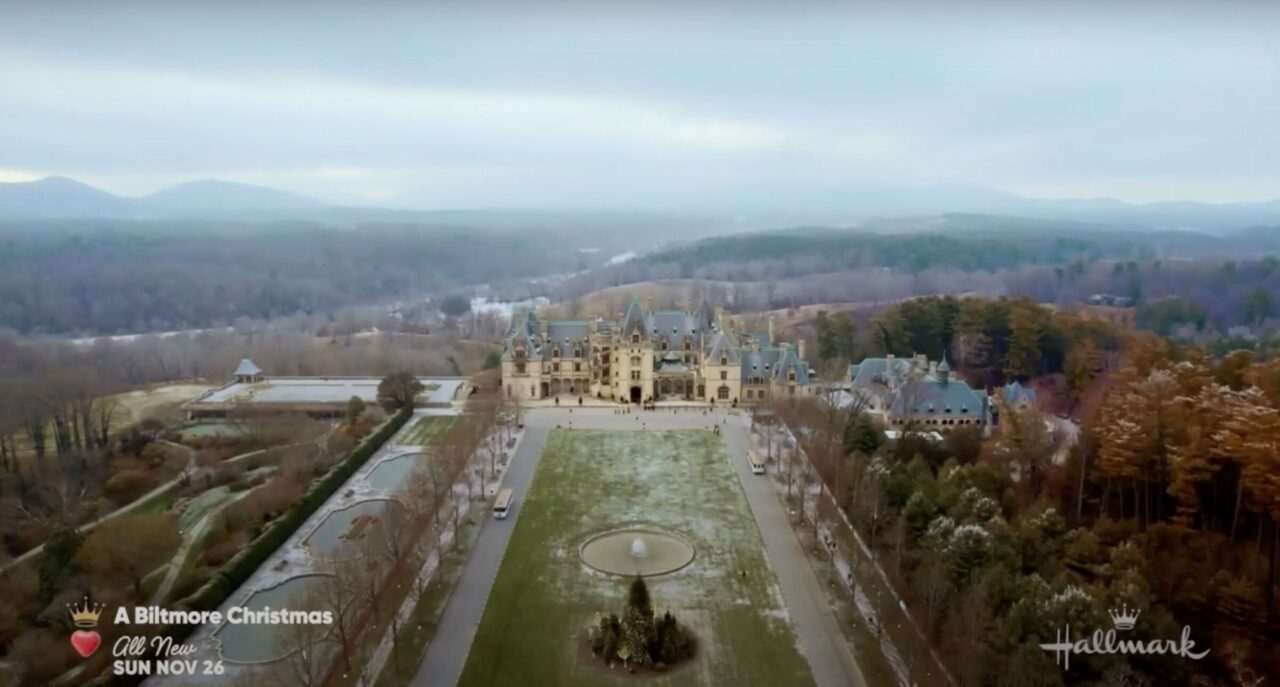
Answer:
xmin=656 ymin=375 xmax=697 ymax=400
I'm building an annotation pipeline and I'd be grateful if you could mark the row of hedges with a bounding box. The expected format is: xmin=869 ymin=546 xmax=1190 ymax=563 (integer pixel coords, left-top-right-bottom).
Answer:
xmin=95 ymin=406 xmax=413 ymax=687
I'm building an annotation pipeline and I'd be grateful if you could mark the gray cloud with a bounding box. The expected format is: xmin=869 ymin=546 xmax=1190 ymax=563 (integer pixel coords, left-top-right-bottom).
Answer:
xmin=1 ymin=0 xmax=1278 ymax=209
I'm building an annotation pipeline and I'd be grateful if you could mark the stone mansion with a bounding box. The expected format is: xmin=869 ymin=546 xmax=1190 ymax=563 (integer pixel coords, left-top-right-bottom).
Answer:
xmin=500 ymin=297 xmax=814 ymax=404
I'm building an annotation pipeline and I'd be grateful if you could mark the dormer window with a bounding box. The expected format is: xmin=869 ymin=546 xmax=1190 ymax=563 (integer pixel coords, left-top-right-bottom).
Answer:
xmin=684 ymin=341 xmax=691 ymax=351
xmin=632 ymin=333 xmax=640 ymax=344
xmin=573 ymin=347 xmax=581 ymax=357
xmin=552 ymin=347 xmax=560 ymax=357
xmin=720 ymin=355 xmax=728 ymax=365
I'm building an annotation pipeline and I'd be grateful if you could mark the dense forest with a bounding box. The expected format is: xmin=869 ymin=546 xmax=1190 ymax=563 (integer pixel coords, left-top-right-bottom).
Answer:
xmin=779 ymin=299 xmax=1280 ymax=686
xmin=0 ymin=221 xmax=586 ymax=336
xmin=638 ymin=225 xmax=1280 ymax=277
xmin=560 ymin=229 xmax=1280 ymax=334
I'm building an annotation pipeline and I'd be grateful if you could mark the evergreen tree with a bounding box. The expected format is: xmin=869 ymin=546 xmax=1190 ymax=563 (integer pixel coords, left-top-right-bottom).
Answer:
xmin=38 ymin=528 xmax=84 ymax=604
xmin=628 ymin=575 xmax=653 ymax=618
xmin=1004 ymin=305 xmax=1044 ymax=380
xmin=344 ymin=395 xmax=366 ymax=424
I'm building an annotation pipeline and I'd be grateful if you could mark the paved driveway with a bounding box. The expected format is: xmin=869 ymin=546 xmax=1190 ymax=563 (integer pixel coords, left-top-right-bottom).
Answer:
xmin=410 ymin=424 xmax=549 ymax=687
xmin=722 ymin=421 xmax=867 ymax=687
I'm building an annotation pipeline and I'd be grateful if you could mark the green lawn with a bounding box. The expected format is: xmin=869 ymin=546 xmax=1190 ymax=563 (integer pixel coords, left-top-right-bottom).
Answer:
xmin=458 ymin=429 xmax=815 ymax=687
xmin=399 ymin=415 xmax=457 ymax=446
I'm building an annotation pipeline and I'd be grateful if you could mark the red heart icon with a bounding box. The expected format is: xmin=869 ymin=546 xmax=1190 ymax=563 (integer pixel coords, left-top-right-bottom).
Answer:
xmin=70 ymin=630 xmax=101 ymax=658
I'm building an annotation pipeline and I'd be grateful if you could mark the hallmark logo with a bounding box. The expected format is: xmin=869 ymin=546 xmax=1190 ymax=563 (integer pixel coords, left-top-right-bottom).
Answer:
xmin=67 ymin=597 xmax=104 ymax=658
xmin=1039 ymin=605 xmax=1208 ymax=670
xmin=1107 ymin=604 xmax=1139 ymax=631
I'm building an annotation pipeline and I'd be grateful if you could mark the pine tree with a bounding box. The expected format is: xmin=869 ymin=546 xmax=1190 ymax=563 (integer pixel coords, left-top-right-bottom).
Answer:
xmin=628 ymin=575 xmax=653 ymax=619
xmin=1064 ymin=339 xmax=1100 ymax=405
xmin=1003 ymin=305 xmax=1044 ymax=380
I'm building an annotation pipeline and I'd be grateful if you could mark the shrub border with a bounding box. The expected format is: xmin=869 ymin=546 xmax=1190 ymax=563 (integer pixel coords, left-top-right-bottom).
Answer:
xmin=92 ymin=406 xmax=413 ymax=687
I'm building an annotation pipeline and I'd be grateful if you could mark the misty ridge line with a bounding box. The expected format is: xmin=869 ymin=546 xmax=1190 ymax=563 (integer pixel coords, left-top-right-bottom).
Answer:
xmin=4 ymin=175 xmax=1280 ymax=231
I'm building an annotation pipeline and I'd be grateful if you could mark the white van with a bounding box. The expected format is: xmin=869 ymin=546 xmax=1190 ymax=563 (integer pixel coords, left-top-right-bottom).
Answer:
xmin=748 ymin=450 xmax=765 ymax=475
xmin=493 ymin=488 xmax=515 ymax=519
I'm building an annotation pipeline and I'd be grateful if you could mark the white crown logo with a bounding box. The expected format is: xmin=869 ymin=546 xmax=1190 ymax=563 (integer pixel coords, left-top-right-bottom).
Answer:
xmin=1108 ymin=605 xmax=1140 ymax=631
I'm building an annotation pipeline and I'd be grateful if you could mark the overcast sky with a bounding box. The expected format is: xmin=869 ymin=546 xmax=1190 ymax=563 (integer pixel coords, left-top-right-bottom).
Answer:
xmin=1 ymin=1 xmax=1279 ymax=210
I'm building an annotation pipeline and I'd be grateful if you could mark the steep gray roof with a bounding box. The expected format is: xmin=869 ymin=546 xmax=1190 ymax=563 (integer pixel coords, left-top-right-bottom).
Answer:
xmin=691 ymin=297 xmax=715 ymax=331
xmin=649 ymin=310 xmax=706 ymax=348
xmin=546 ymin=321 xmax=589 ymax=343
xmin=622 ymin=298 xmax=648 ymax=337
xmin=1002 ymin=381 xmax=1038 ymax=406
xmin=543 ymin=321 xmax=590 ymax=359
xmin=234 ymin=358 xmax=262 ymax=377
xmin=501 ymin=309 xmax=541 ymax=360
xmin=848 ymin=357 xmax=914 ymax=390
xmin=706 ymin=333 xmax=740 ymax=363
xmin=889 ymin=377 xmax=987 ymax=418
xmin=741 ymin=348 xmax=783 ymax=381
xmin=773 ymin=348 xmax=811 ymax=384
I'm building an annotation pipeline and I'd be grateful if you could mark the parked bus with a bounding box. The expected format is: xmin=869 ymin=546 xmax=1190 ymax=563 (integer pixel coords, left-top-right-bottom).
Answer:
xmin=748 ymin=450 xmax=765 ymax=475
xmin=494 ymin=488 xmax=515 ymax=519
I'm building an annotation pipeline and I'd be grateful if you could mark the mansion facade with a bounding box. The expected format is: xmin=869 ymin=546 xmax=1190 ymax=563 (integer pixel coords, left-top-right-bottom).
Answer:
xmin=836 ymin=353 xmax=1039 ymax=434
xmin=501 ymin=298 xmax=813 ymax=404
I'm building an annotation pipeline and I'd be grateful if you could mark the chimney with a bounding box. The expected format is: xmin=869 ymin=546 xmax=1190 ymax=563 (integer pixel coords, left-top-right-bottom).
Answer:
xmin=929 ymin=360 xmax=938 ymax=376
xmin=798 ymin=339 xmax=806 ymax=361
xmin=682 ymin=295 xmax=692 ymax=312
xmin=645 ymin=295 xmax=654 ymax=313
xmin=714 ymin=304 xmax=724 ymax=323
xmin=768 ymin=316 xmax=776 ymax=345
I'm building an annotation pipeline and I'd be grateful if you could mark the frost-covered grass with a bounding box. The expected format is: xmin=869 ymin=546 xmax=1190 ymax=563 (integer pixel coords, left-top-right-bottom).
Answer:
xmin=459 ymin=429 xmax=814 ymax=687
xmin=178 ymin=486 xmax=232 ymax=531
xmin=398 ymin=415 xmax=456 ymax=446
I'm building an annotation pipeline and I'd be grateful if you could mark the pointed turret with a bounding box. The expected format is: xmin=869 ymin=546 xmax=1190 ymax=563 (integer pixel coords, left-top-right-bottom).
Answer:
xmin=622 ymin=297 xmax=648 ymax=340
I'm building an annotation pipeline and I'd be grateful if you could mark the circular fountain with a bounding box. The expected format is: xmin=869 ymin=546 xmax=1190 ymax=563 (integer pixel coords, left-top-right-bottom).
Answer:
xmin=580 ymin=528 xmax=694 ymax=577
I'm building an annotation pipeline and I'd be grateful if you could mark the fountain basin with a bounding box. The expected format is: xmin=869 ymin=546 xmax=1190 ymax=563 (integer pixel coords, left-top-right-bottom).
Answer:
xmin=213 ymin=574 xmax=333 ymax=664
xmin=579 ymin=528 xmax=694 ymax=577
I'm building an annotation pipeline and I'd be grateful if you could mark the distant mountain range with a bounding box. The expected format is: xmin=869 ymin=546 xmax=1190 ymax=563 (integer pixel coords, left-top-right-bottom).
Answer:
xmin=0 ymin=176 xmax=325 ymax=221
xmin=2 ymin=175 xmax=1280 ymax=236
